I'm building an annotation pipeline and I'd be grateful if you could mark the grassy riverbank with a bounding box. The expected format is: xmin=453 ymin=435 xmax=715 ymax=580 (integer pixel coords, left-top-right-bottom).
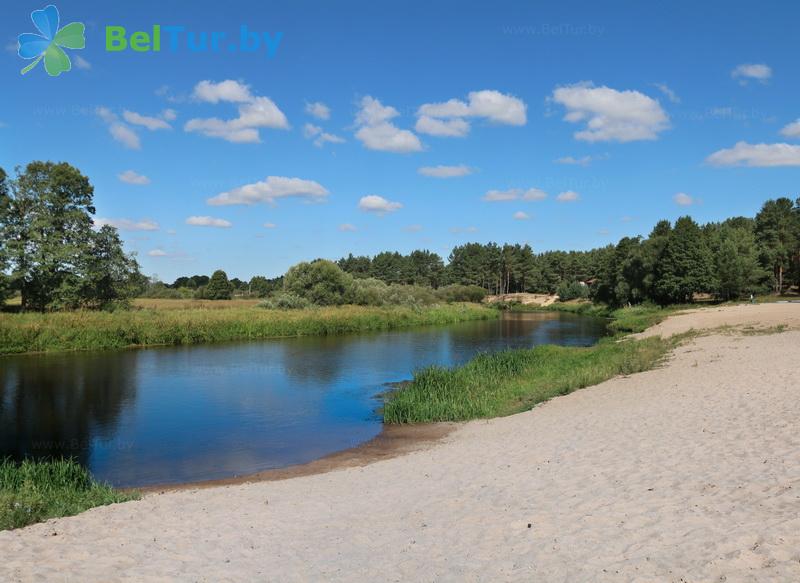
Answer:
xmin=0 ymin=303 xmax=496 ymax=355
xmin=0 ymin=459 xmax=138 ymax=531
xmin=383 ymin=304 xmax=690 ymax=424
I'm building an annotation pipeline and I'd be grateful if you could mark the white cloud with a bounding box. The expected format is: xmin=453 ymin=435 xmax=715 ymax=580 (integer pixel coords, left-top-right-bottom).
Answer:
xmin=418 ymin=164 xmax=473 ymax=178
xmin=118 ymin=170 xmax=150 ymax=185
xmin=161 ymin=109 xmax=177 ymax=121
xmin=193 ymin=80 xmax=253 ymax=103
xmin=731 ymin=63 xmax=772 ymax=84
xmin=208 ymin=176 xmax=329 ymax=206
xmin=186 ymin=81 xmax=289 ymax=143
xmin=556 ymin=190 xmax=580 ymax=202
xmin=96 ymin=107 xmax=141 ymax=149
xmin=109 ymin=124 xmax=140 ymax=149
xmin=673 ymin=192 xmax=694 ymax=206
xmin=653 ymin=83 xmax=680 ymax=104
xmin=186 ymin=215 xmax=232 ymax=228
xmin=263 ymin=222 xmax=277 ymax=229
xmin=305 ymin=101 xmax=331 ymax=120
xmin=339 ymin=223 xmax=357 ymax=232
xmin=483 ymin=188 xmax=547 ymax=202
xmin=414 ymin=116 xmax=470 ymax=137
xmin=73 ymin=55 xmax=91 ymax=70
xmin=415 ymin=90 xmax=526 ymax=137
xmin=555 ymin=153 xmax=609 ymax=166
xmin=706 ymin=141 xmax=800 ymax=167
xmin=550 ymin=82 xmax=669 ymax=142
xmin=123 ymin=110 xmax=172 ymax=131
xmin=303 ymin=123 xmax=345 ymax=147
xmin=358 ymin=195 xmax=402 ymax=215
xmin=779 ymin=120 xmax=800 ymax=139
xmin=353 ymin=96 xmax=423 ymax=153
xmin=95 ymin=218 xmax=159 ymax=231
xmin=148 ymin=249 xmax=168 ymax=257
xmin=513 ymin=211 xmax=530 ymax=220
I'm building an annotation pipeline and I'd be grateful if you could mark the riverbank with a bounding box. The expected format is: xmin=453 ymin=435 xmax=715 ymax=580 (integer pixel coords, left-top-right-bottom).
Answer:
xmin=0 ymin=303 xmax=496 ymax=355
xmin=2 ymin=303 xmax=799 ymax=581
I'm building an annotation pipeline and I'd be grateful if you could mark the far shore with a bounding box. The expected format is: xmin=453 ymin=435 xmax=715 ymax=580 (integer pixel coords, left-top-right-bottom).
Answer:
xmin=3 ymin=302 xmax=799 ymax=581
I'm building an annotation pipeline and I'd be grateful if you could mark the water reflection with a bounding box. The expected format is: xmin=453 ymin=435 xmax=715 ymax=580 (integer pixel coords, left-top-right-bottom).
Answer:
xmin=0 ymin=312 xmax=607 ymax=487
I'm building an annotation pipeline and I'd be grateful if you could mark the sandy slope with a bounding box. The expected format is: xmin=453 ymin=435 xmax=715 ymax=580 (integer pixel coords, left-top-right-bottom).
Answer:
xmin=2 ymin=304 xmax=800 ymax=582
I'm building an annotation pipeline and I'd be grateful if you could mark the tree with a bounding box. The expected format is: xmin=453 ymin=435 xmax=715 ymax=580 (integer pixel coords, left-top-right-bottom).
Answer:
xmin=284 ymin=259 xmax=353 ymax=305
xmin=205 ymin=269 xmax=233 ymax=300
xmin=653 ymin=216 xmax=715 ymax=304
xmin=712 ymin=226 xmax=766 ymax=300
xmin=0 ymin=168 xmax=10 ymax=306
xmin=0 ymin=161 xmax=141 ymax=311
xmin=755 ymin=198 xmax=798 ymax=293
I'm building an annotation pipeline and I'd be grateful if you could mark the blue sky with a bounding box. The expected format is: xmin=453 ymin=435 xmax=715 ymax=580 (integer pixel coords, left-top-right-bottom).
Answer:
xmin=2 ymin=0 xmax=799 ymax=281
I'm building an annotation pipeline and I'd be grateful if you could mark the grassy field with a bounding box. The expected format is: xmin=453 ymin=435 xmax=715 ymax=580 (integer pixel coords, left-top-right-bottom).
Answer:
xmin=0 ymin=459 xmax=138 ymax=531
xmin=0 ymin=302 xmax=497 ymax=355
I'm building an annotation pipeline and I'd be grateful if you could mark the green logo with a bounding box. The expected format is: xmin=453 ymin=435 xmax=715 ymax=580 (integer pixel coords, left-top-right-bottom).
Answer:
xmin=18 ymin=4 xmax=85 ymax=76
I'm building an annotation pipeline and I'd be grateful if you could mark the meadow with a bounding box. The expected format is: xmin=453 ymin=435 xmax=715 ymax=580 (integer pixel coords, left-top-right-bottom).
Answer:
xmin=0 ymin=301 xmax=497 ymax=355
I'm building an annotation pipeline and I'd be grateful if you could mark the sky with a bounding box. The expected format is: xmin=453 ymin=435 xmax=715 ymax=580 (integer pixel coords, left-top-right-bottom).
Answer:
xmin=2 ymin=0 xmax=799 ymax=281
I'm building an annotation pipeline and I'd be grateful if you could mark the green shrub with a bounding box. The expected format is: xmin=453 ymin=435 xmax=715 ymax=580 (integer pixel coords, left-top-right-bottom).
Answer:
xmin=258 ymin=291 xmax=312 ymax=310
xmin=556 ymin=280 xmax=589 ymax=301
xmin=384 ymin=284 xmax=437 ymax=307
xmin=348 ymin=277 xmax=390 ymax=306
xmin=284 ymin=260 xmax=354 ymax=305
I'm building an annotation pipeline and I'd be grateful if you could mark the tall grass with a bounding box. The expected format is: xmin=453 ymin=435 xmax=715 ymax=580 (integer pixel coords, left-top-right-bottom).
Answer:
xmin=0 ymin=303 xmax=496 ymax=355
xmin=383 ymin=336 xmax=674 ymax=423
xmin=0 ymin=459 xmax=137 ymax=531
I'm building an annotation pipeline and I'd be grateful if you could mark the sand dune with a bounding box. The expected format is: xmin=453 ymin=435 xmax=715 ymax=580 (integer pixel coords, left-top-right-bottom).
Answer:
xmin=2 ymin=304 xmax=799 ymax=582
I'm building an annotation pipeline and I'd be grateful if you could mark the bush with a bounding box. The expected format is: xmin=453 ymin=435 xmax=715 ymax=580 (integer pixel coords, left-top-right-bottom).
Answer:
xmin=348 ymin=277 xmax=390 ymax=306
xmin=384 ymin=284 xmax=437 ymax=307
xmin=556 ymin=280 xmax=589 ymax=301
xmin=284 ymin=260 xmax=354 ymax=306
xmin=435 ymin=284 xmax=488 ymax=303
xmin=258 ymin=291 xmax=312 ymax=310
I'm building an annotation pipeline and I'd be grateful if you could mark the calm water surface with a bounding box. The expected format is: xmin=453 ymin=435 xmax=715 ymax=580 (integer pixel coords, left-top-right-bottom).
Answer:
xmin=0 ymin=312 xmax=607 ymax=487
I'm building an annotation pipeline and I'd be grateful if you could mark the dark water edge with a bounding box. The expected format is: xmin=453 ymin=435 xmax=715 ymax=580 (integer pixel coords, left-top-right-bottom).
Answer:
xmin=0 ymin=312 xmax=607 ymax=487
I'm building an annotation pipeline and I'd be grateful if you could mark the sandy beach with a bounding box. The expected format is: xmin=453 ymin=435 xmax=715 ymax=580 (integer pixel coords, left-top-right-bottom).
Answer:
xmin=2 ymin=303 xmax=799 ymax=582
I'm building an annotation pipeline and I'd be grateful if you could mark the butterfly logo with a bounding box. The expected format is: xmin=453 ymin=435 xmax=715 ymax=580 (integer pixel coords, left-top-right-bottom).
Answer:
xmin=18 ymin=5 xmax=85 ymax=76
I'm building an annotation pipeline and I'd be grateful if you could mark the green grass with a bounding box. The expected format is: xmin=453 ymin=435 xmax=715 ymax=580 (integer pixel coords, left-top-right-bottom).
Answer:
xmin=0 ymin=303 xmax=497 ymax=355
xmin=0 ymin=459 xmax=137 ymax=531
xmin=383 ymin=335 xmax=675 ymax=423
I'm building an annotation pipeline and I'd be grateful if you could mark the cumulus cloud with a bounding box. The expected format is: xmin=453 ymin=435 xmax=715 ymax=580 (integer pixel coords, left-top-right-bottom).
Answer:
xmin=550 ymin=82 xmax=669 ymax=142
xmin=208 ymin=176 xmax=329 ymax=206
xmin=556 ymin=190 xmax=580 ymax=202
xmin=339 ymin=223 xmax=357 ymax=232
xmin=418 ymin=164 xmax=473 ymax=178
xmin=123 ymin=110 xmax=172 ymax=131
xmin=705 ymin=141 xmax=800 ymax=167
xmin=186 ymin=215 xmax=232 ymax=228
xmin=303 ymin=123 xmax=345 ymax=147
xmin=731 ymin=63 xmax=772 ymax=85
xmin=95 ymin=218 xmax=159 ymax=231
xmin=780 ymin=120 xmax=800 ymax=139
xmin=415 ymin=90 xmax=526 ymax=137
xmin=513 ymin=211 xmax=530 ymax=220
xmin=483 ymin=188 xmax=547 ymax=202
xmin=118 ymin=170 xmax=151 ymax=185
xmin=358 ymin=195 xmax=402 ymax=215
xmin=148 ymin=249 xmax=168 ymax=257
xmin=354 ymin=96 xmax=423 ymax=153
xmin=305 ymin=101 xmax=331 ymax=120
xmin=673 ymin=192 xmax=694 ymax=206
xmin=185 ymin=80 xmax=289 ymax=143
xmin=96 ymin=107 xmax=141 ymax=149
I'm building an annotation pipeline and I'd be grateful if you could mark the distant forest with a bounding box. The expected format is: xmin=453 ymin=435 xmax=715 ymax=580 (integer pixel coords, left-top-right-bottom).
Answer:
xmin=154 ymin=196 xmax=800 ymax=307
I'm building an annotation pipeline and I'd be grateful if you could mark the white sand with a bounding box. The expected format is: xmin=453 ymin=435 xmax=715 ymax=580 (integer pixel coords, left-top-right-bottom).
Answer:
xmin=2 ymin=304 xmax=800 ymax=582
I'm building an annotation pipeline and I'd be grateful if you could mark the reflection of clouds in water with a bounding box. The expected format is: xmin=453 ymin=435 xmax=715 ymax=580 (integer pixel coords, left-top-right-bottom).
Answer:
xmin=1 ymin=313 xmax=607 ymax=487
